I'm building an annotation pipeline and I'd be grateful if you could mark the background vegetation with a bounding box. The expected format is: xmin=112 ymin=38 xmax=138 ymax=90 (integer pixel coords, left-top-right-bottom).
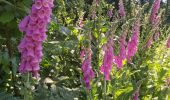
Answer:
xmin=0 ymin=0 xmax=170 ymax=99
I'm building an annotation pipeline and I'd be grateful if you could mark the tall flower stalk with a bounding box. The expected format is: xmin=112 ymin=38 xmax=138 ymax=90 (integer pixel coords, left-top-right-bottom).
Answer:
xmin=18 ymin=0 xmax=54 ymax=77
xmin=80 ymin=48 xmax=94 ymax=90
xmin=146 ymin=0 xmax=161 ymax=48
xmin=100 ymin=38 xmax=114 ymax=80
xmin=118 ymin=0 xmax=126 ymax=18
xmin=114 ymin=31 xmax=127 ymax=69
xmin=150 ymin=0 xmax=161 ymax=25
xmin=127 ymin=19 xmax=140 ymax=62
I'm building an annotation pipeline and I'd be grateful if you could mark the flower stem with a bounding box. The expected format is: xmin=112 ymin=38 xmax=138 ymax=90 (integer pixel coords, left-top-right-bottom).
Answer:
xmin=104 ymin=80 xmax=107 ymax=100
xmin=90 ymin=89 xmax=92 ymax=100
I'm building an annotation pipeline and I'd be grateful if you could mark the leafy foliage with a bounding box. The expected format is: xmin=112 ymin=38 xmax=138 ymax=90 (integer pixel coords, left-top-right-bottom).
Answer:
xmin=0 ymin=0 xmax=170 ymax=99
xmin=0 ymin=91 xmax=18 ymax=100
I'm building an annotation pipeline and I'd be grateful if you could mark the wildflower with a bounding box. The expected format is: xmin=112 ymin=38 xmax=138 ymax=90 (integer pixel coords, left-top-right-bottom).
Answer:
xmin=81 ymin=48 xmax=94 ymax=89
xmin=118 ymin=0 xmax=126 ymax=18
xmin=100 ymin=38 xmax=114 ymax=80
xmin=18 ymin=0 xmax=53 ymax=77
xmin=114 ymin=31 xmax=127 ymax=69
xmin=127 ymin=19 xmax=140 ymax=62
xmin=150 ymin=0 xmax=161 ymax=25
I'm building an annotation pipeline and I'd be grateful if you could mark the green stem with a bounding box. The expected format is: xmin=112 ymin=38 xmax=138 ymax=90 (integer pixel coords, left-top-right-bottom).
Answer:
xmin=89 ymin=89 xmax=92 ymax=100
xmin=24 ymin=73 xmax=30 ymax=100
xmin=104 ymin=80 xmax=107 ymax=100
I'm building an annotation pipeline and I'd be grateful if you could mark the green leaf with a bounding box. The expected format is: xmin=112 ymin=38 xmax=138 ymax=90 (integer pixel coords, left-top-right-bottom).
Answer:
xmin=22 ymin=0 xmax=32 ymax=7
xmin=11 ymin=57 xmax=18 ymax=75
xmin=0 ymin=12 xmax=14 ymax=24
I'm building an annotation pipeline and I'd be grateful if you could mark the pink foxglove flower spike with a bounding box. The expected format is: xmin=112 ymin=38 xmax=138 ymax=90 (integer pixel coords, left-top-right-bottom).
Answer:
xmin=100 ymin=38 xmax=114 ymax=80
xmin=147 ymin=0 xmax=161 ymax=48
xmin=127 ymin=19 xmax=140 ymax=62
xmin=18 ymin=0 xmax=54 ymax=77
xmin=150 ymin=0 xmax=161 ymax=25
xmin=118 ymin=0 xmax=126 ymax=18
xmin=114 ymin=31 xmax=127 ymax=69
xmin=81 ymin=48 xmax=94 ymax=90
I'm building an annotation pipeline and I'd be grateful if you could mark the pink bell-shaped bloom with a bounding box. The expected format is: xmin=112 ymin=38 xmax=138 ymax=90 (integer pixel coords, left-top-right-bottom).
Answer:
xmin=34 ymin=0 xmax=42 ymax=9
xmin=31 ymin=5 xmax=38 ymax=14
xmin=37 ymin=9 xmax=46 ymax=19
xmin=42 ymin=0 xmax=49 ymax=7
xmin=19 ymin=16 xmax=30 ymax=32
xmin=30 ymin=13 xmax=38 ymax=21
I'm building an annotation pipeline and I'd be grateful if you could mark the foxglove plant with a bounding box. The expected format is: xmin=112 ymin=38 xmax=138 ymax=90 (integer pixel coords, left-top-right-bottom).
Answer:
xmin=127 ymin=19 xmax=140 ymax=62
xmin=18 ymin=0 xmax=53 ymax=77
xmin=150 ymin=0 xmax=161 ymax=25
xmin=114 ymin=32 xmax=127 ymax=69
xmin=100 ymin=38 xmax=114 ymax=80
xmin=81 ymin=48 xmax=94 ymax=89
xmin=147 ymin=0 xmax=161 ymax=48
xmin=118 ymin=0 xmax=126 ymax=18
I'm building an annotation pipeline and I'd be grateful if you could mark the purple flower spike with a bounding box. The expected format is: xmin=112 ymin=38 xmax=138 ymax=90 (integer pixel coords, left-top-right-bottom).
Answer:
xmin=147 ymin=0 xmax=161 ymax=48
xmin=18 ymin=0 xmax=54 ymax=77
xmin=127 ymin=19 xmax=140 ymax=62
xmin=150 ymin=0 xmax=161 ymax=25
xmin=81 ymin=48 xmax=94 ymax=90
xmin=118 ymin=0 xmax=126 ymax=18
xmin=100 ymin=38 xmax=114 ymax=80
xmin=114 ymin=31 xmax=127 ymax=69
